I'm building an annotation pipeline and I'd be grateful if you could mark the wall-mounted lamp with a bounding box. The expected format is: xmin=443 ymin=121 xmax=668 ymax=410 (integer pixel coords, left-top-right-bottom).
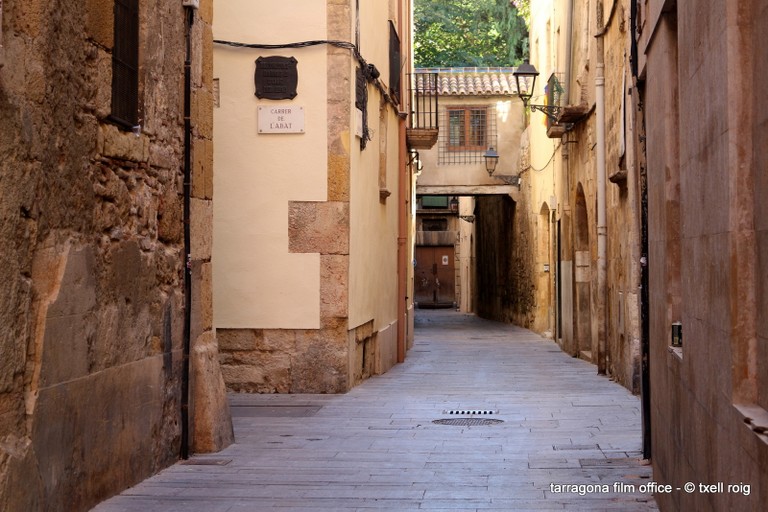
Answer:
xmin=449 ymin=197 xmax=459 ymax=212
xmin=513 ymin=60 xmax=562 ymax=123
xmin=483 ymin=147 xmax=499 ymax=176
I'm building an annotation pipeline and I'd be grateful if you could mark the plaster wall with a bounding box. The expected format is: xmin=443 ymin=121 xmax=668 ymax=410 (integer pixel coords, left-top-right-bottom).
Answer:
xmin=348 ymin=0 xmax=409 ymax=377
xmin=416 ymin=97 xmax=524 ymax=190
xmin=214 ymin=0 xmax=411 ymax=392
xmin=348 ymin=83 xmax=401 ymax=376
xmin=457 ymin=197 xmax=476 ymax=313
xmin=526 ymin=0 xmax=565 ymax=339
xmin=213 ymin=0 xmax=328 ymax=329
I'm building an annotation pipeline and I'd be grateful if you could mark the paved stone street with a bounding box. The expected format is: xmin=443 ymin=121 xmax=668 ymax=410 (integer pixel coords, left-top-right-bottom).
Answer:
xmin=93 ymin=310 xmax=658 ymax=511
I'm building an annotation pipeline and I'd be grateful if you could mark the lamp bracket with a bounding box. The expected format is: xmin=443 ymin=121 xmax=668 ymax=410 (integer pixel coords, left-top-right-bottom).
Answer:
xmin=527 ymin=103 xmax=563 ymax=123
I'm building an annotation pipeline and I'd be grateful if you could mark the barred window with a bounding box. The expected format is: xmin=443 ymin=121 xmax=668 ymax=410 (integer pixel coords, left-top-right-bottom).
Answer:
xmin=110 ymin=0 xmax=139 ymax=129
xmin=439 ymin=105 xmax=497 ymax=164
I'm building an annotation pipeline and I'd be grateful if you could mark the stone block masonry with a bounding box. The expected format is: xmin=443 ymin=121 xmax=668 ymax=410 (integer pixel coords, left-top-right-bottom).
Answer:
xmin=0 ymin=1 xmax=231 ymax=510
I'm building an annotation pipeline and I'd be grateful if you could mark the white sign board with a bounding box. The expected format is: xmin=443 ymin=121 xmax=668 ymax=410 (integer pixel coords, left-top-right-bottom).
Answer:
xmin=258 ymin=106 xmax=305 ymax=134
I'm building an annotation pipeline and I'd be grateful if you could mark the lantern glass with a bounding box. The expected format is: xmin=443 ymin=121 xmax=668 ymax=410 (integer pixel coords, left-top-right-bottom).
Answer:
xmin=483 ymin=147 xmax=499 ymax=176
xmin=513 ymin=60 xmax=539 ymax=105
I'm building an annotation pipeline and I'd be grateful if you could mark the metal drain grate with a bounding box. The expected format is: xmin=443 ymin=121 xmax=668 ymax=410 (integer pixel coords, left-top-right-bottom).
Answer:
xmin=444 ymin=410 xmax=496 ymax=415
xmin=433 ymin=418 xmax=504 ymax=426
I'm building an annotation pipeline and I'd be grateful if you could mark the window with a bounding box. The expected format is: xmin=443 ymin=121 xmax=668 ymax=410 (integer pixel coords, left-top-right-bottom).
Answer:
xmin=420 ymin=196 xmax=449 ymax=209
xmin=438 ymin=105 xmax=496 ymax=164
xmin=388 ymin=21 xmax=401 ymax=103
xmin=111 ymin=0 xmax=139 ymax=129
xmin=447 ymin=107 xmax=487 ymax=150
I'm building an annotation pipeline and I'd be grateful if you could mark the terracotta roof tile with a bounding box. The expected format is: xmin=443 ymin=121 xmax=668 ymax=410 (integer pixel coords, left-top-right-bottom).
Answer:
xmin=415 ymin=67 xmax=519 ymax=96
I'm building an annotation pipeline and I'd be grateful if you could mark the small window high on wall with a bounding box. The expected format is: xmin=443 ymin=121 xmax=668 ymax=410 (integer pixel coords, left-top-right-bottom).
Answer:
xmin=111 ymin=0 xmax=139 ymax=129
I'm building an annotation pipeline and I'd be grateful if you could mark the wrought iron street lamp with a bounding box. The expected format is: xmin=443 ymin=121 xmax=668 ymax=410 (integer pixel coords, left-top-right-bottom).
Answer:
xmin=513 ymin=60 xmax=562 ymax=123
xmin=483 ymin=147 xmax=499 ymax=176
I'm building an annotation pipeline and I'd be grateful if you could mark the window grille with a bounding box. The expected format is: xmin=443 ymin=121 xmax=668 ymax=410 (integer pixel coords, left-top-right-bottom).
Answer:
xmin=438 ymin=105 xmax=496 ymax=164
xmin=111 ymin=0 xmax=139 ymax=129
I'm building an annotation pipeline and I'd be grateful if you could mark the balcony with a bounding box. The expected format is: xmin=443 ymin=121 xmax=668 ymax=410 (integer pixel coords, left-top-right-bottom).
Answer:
xmin=544 ymin=73 xmax=589 ymax=138
xmin=407 ymin=72 xmax=439 ymax=149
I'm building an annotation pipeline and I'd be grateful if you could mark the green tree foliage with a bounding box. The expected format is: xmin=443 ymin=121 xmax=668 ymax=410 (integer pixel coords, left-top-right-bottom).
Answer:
xmin=414 ymin=0 xmax=529 ymax=68
xmin=511 ymin=0 xmax=531 ymax=28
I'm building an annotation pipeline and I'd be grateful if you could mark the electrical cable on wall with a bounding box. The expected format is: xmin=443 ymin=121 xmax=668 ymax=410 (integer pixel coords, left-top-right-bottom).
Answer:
xmin=214 ymin=38 xmax=401 ymax=149
xmin=528 ymin=141 xmax=562 ymax=172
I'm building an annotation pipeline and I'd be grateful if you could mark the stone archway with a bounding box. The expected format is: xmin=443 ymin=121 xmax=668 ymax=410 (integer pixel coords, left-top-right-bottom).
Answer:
xmin=574 ymin=184 xmax=594 ymax=361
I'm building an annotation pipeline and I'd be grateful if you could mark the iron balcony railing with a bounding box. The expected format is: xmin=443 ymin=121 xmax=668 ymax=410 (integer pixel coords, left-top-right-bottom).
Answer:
xmin=406 ymin=72 xmax=439 ymax=150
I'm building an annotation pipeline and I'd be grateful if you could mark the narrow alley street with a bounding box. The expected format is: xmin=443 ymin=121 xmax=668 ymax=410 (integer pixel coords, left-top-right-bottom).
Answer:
xmin=93 ymin=310 xmax=658 ymax=512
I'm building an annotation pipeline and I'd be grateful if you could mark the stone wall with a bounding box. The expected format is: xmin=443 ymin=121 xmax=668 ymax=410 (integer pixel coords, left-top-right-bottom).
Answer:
xmin=0 ymin=1 xmax=231 ymax=510
xmin=640 ymin=0 xmax=768 ymax=509
xmin=532 ymin=0 xmax=642 ymax=392
xmin=474 ymin=194 xmax=536 ymax=327
xmin=601 ymin=0 xmax=642 ymax=393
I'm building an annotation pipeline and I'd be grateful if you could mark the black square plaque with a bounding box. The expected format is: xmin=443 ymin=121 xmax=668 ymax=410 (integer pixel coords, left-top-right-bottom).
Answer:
xmin=255 ymin=56 xmax=298 ymax=100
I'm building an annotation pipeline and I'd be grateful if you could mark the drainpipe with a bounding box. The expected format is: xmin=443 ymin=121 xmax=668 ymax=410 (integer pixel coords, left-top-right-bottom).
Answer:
xmin=180 ymin=2 xmax=195 ymax=460
xmin=396 ymin=1 xmax=407 ymax=364
xmin=595 ymin=1 xmax=607 ymax=375
xmin=397 ymin=128 xmax=407 ymax=363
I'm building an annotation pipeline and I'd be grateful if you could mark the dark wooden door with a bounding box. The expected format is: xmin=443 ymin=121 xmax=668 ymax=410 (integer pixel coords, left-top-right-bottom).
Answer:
xmin=415 ymin=246 xmax=455 ymax=307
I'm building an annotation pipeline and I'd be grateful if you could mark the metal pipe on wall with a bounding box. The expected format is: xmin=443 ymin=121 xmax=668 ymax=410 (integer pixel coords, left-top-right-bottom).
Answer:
xmin=396 ymin=0 xmax=408 ymax=364
xmin=595 ymin=1 xmax=608 ymax=375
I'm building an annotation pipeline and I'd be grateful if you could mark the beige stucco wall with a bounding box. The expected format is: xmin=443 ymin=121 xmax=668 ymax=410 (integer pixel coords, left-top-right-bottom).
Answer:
xmin=525 ymin=0 xmax=562 ymax=338
xmin=348 ymin=0 xmax=399 ymax=328
xmin=457 ymin=197 xmax=476 ymax=312
xmin=213 ymin=0 xmax=412 ymax=392
xmin=348 ymin=0 xmax=405 ymax=370
xmin=213 ymin=0 xmax=328 ymax=329
xmin=348 ymin=113 xmax=401 ymax=328
xmin=416 ymin=97 xmax=524 ymax=191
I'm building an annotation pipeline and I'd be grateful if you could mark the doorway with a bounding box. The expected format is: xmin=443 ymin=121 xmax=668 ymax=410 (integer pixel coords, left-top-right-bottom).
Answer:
xmin=414 ymin=246 xmax=455 ymax=308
